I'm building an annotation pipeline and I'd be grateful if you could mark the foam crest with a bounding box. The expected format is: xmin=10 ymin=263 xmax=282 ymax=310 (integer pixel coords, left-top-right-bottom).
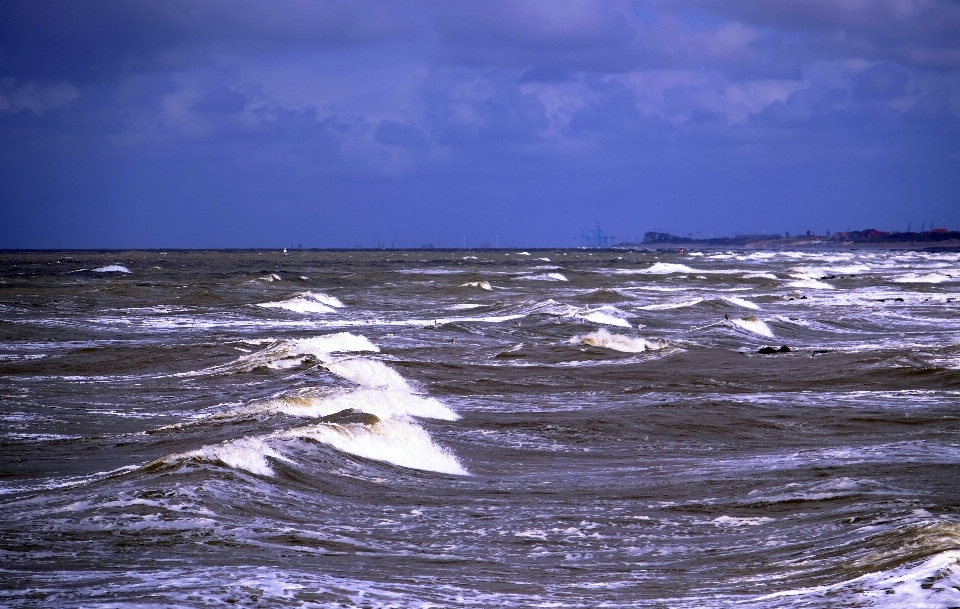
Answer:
xmin=895 ymin=272 xmax=953 ymax=283
xmin=527 ymin=300 xmax=631 ymax=327
xmin=173 ymin=437 xmax=291 ymax=476
xmin=180 ymin=332 xmax=379 ymax=375
xmin=93 ymin=265 xmax=131 ymax=273
xmin=788 ymin=278 xmax=835 ymax=290
xmin=461 ymin=281 xmax=492 ymax=290
xmin=283 ymin=418 xmax=467 ymax=475
xmin=638 ymin=298 xmax=703 ymax=310
xmin=515 ymin=273 xmax=568 ymax=281
xmin=723 ymin=296 xmax=760 ymax=310
xmin=259 ymin=292 xmax=345 ymax=314
xmin=731 ymin=316 xmax=774 ymax=338
xmin=756 ymin=525 xmax=960 ymax=607
xmin=572 ymin=328 xmax=665 ymax=353
xmin=324 ymin=358 xmax=411 ymax=391
xmin=640 ymin=262 xmax=697 ymax=274
xmin=288 ymin=333 xmax=378 ymax=358
xmin=264 ymin=388 xmax=460 ymax=421
xmin=580 ymin=307 xmax=631 ymax=328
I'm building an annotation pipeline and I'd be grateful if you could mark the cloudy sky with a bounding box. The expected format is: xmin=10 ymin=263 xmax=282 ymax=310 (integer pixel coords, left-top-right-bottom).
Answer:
xmin=2 ymin=0 xmax=959 ymax=248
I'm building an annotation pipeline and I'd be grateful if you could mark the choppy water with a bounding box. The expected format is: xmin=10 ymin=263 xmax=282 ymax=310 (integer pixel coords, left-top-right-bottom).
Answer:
xmin=2 ymin=248 xmax=960 ymax=608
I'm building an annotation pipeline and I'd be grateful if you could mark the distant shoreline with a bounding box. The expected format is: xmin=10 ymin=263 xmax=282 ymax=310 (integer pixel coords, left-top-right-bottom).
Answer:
xmin=615 ymin=238 xmax=960 ymax=252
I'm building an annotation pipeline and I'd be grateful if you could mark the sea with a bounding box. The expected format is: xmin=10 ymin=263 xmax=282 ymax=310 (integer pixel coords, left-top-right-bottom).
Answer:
xmin=1 ymin=248 xmax=959 ymax=608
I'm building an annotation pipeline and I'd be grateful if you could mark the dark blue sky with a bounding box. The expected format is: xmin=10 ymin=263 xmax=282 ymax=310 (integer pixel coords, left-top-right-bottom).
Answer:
xmin=2 ymin=0 xmax=959 ymax=248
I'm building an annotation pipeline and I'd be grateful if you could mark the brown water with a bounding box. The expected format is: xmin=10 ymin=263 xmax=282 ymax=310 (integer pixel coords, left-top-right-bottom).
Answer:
xmin=2 ymin=248 xmax=960 ymax=607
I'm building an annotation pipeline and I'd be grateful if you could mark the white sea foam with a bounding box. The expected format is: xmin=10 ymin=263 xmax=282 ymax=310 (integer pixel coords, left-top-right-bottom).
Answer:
xmin=638 ymin=262 xmax=697 ymax=274
xmin=179 ymin=332 xmax=379 ymax=375
xmin=731 ymin=316 xmax=774 ymax=338
xmin=261 ymin=387 xmax=460 ymax=421
xmin=514 ymin=273 xmax=568 ymax=281
xmin=755 ymin=544 xmax=960 ymax=608
xmin=289 ymin=333 xmax=378 ymax=358
xmin=324 ymin=358 xmax=411 ymax=391
xmin=282 ymin=418 xmax=467 ymax=475
xmin=791 ymin=264 xmax=870 ymax=277
xmin=449 ymin=303 xmax=483 ymax=310
xmin=572 ymin=328 xmax=665 ymax=353
xmin=723 ymin=296 xmax=761 ymax=310
xmin=93 ymin=265 xmax=131 ymax=273
xmin=257 ymin=292 xmax=344 ymax=314
xmin=579 ymin=306 xmax=631 ymax=328
xmin=176 ymin=437 xmax=292 ymax=477
xmin=741 ymin=272 xmax=779 ymax=280
xmin=608 ymin=262 xmax=745 ymax=275
xmin=895 ymin=272 xmax=953 ymax=283
xmin=461 ymin=281 xmax=492 ymax=290
xmin=712 ymin=516 xmax=774 ymax=527
xmin=787 ymin=278 xmax=835 ymax=290
xmin=637 ymin=298 xmax=703 ymax=310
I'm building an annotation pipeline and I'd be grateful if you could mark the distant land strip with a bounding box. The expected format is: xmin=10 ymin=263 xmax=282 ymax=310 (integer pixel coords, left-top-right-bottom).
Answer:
xmin=622 ymin=229 xmax=960 ymax=250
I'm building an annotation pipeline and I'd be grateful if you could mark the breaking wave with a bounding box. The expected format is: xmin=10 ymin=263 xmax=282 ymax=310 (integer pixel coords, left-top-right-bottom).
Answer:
xmin=257 ymin=292 xmax=345 ymax=314
xmin=572 ymin=328 xmax=665 ymax=353
xmin=730 ymin=316 xmax=774 ymax=338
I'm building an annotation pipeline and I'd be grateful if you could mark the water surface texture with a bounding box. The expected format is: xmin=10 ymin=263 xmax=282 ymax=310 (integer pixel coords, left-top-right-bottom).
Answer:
xmin=2 ymin=249 xmax=960 ymax=607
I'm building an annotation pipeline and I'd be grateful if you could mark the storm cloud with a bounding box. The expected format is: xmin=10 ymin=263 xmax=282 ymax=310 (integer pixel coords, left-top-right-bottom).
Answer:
xmin=1 ymin=0 xmax=958 ymax=247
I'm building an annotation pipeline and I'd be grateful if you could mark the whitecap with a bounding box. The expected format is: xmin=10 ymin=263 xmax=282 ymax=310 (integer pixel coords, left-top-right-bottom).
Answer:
xmin=514 ymin=273 xmax=568 ymax=282
xmin=461 ymin=281 xmax=492 ymax=290
xmin=572 ymin=328 xmax=664 ymax=353
xmin=895 ymin=272 xmax=953 ymax=284
xmin=723 ymin=296 xmax=761 ymax=310
xmin=178 ymin=332 xmax=379 ymax=375
xmin=787 ymin=278 xmax=834 ymax=290
xmin=579 ymin=306 xmax=631 ymax=328
xmin=93 ymin=265 xmax=131 ymax=273
xmin=449 ymin=303 xmax=483 ymax=310
xmin=173 ymin=437 xmax=292 ymax=477
xmin=261 ymin=387 xmax=460 ymax=421
xmin=638 ymin=262 xmax=697 ymax=274
xmin=257 ymin=292 xmax=344 ymax=314
xmin=324 ymin=358 xmax=411 ymax=391
xmin=638 ymin=298 xmax=703 ymax=310
xmin=712 ymin=516 xmax=774 ymax=527
xmin=282 ymin=418 xmax=467 ymax=475
xmin=731 ymin=316 xmax=774 ymax=338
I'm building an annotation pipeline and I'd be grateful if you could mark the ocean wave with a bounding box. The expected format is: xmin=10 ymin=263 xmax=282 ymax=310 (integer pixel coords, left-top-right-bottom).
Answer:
xmin=257 ymin=292 xmax=345 ymax=314
xmin=637 ymin=298 xmax=703 ymax=310
xmin=178 ymin=332 xmax=379 ymax=375
xmin=513 ymin=272 xmax=568 ymax=281
xmin=324 ymin=358 xmax=412 ymax=391
xmin=572 ymin=328 xmax=665 ymax=353
xmin=461 ymin=281 xmax=492 ymax=290
xmin=92 ymin=265 xmax=131 ymax=273
xmin=895 ymin=272 xmax=954 ymax=284
xmin=257 ymin=387 xmax=460 ymax=422
xmin=165 ymin=437 xmax=293 ymax=477
xmin=787 ymin=278 xmax=835 ymax=290
xmin=730 ymin=316 xmax=774 ymax=338
xmin=723 ymin=296 xmax=761 ymax=310
xmin=281 ymin=417 xmax=467 ymax=475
